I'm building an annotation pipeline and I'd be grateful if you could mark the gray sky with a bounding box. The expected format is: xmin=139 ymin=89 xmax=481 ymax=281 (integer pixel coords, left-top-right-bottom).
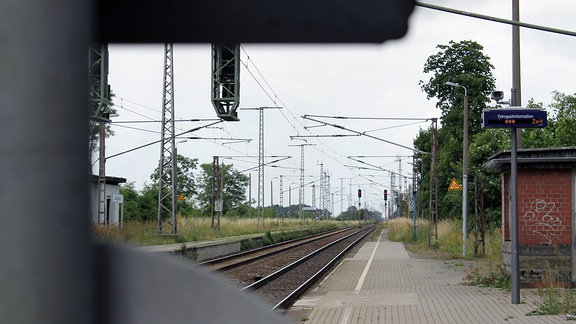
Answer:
xmin=102 ymin=0 xmax=576 ymax=216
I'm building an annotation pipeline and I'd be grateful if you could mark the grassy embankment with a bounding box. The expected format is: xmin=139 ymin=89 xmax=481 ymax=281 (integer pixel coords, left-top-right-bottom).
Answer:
xmin=92 ymin=217 xmax=355 ymax=247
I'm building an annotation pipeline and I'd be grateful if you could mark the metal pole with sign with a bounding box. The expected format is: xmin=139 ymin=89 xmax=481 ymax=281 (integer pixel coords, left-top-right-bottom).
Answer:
xmin=482 ymin=106 xmax=546 ymax=304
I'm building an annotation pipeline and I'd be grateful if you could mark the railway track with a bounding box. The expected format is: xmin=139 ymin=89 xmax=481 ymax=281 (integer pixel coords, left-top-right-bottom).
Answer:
xmin=199 ymin=226 xmax=358 ymax=273
xmin=200 ymin=224 xmax=376 ymax=311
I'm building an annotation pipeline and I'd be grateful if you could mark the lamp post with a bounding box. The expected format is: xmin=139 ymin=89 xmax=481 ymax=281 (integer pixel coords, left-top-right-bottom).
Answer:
xmin=446 ymin=81 xmax=468 ymax=258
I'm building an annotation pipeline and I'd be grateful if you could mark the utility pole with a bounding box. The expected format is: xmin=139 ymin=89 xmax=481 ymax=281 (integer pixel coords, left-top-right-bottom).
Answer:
xmin=340 ymin=178 xmax=344 ymax=218
xmin=326 ymin=173 xmax=331 ymax=217
xmin=279 ymin=175 xmax=284 ymax=222
xmin=157 ymin=43 xmax=178 ymax=235
xmin=397 ymin=156 xmax=402 ymax=218
xmin=320 ymin=163 xmax=324 ymax=219
xmin=429 ymin=119 xmax=439 ymax=245
xmin=89 ymin=44 xmax=111 ymax=225
xmin=288 ymin=185 xmax=292 ymax=218
xmin=412 ymin=155 xmax=419 ymax=240
xmin=212 ymin=156 xmax=222 ymax=230
xmin=512 ymin=0 xmax=522 ymax=148
xmin=349 ymin=178 xmax=352 ymax=219
xmin=312 ymin=184 xmax=316 ymax=219
xmin=241 ymin=107 xmax=281 ymax=225
xmin=390 ymin=171 xmax=395 ymax=218
xmin=289 ymin=143 xmax=314 ymax=220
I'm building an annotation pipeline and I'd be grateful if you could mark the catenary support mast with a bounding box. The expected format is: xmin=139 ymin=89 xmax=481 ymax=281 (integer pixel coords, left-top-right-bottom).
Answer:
xmin=157 ymin=43 xmax=178 ymax=234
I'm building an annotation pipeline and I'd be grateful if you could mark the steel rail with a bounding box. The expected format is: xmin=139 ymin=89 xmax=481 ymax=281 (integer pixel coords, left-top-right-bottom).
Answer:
xmin=198 ymin=227 xmax=356 ymax=271
xmin=241 ymin=226 xmax=374 ymax=293
xmin=271 ymin=227 xmax=374 ymax=310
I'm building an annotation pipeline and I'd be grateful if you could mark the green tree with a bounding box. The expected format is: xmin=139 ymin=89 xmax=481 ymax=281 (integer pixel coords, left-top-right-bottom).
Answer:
xmin=119 ymin=182 xmax=143 ymax=221
xmin=523 ymin=92 xmax=576 ymax=149
xmin=546 ymin=91 xmax=576 ymax=147
xmin=150 ymin=154 xmax=199 ymax=198
xmin=197 ymin=163 xmax=250 ymax=215
xmin=119 ymin=182 xmax=158 ymax=221
xmin=417 ymin=40 xmax=497 ymax=221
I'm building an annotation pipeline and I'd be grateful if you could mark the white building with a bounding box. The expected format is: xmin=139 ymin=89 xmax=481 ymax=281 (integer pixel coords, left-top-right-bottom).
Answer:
xmin=89 ymin=175 xmax=127 ymax=225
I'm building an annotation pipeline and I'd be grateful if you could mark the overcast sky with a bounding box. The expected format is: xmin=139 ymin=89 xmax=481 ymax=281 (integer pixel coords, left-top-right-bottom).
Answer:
xmin=102 ymin=0 xmax=576 ymax=216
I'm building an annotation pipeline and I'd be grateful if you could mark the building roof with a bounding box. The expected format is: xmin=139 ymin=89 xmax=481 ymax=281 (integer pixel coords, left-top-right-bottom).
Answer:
xmin=89 ymin=174 xmax=128 ymax=185
xmin=485 ymin=147 xmax=576 ymax=172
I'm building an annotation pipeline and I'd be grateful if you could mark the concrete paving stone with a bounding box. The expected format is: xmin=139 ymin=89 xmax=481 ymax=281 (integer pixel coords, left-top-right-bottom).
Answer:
xmin=288 ymin=230 xmax=567 ymax=324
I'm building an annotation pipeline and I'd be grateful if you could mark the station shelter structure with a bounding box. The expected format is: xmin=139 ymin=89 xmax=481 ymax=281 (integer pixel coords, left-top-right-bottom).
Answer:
xmin=89 ymin=175 xmax=127 ymax=226
xmin=486 ymin=147 xmax=576 ymax=286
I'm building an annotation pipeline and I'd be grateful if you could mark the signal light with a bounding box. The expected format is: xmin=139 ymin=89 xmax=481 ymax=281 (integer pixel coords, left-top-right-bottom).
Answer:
xmin=357 ymin=189 xmax=362 ymax=198
xmin=384 ymin=189 xmax=388 ymax=201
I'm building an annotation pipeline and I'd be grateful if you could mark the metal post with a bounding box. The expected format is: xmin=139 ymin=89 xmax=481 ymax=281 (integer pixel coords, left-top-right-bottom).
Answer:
xmin=512 ymin=0 xmax=523 ymax=148
xmin=248 ymin=173 xmax=252 ymax=218
xmin=463 ymin=92 xmax=469 ymax=257
xmin=510 ymin=87 xmax=520 ymax=304
xmin=288 ymin=185 xmax=292 ymax=218
xmin=0 ymin=2 xmax=91 ymax=322
xmin=340 ymin=178 xmax=344 ymax=217
xmin=300 ymin=145 xmax=305 ymax=219
xmin=446 ymin=82 xmax=468 ymax=257
xmin=511 ymin=127 xmax=520 ymax=304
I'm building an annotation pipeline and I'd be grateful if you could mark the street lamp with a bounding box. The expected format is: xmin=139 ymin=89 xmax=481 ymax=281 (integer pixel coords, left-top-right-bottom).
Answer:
xmin=446 ymin=81 xmax=469 ymax=258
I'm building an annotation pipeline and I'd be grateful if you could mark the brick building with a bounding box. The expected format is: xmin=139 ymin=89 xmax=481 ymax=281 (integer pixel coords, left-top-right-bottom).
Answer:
xmin=486 ymin=147 xmax=576 ymax=286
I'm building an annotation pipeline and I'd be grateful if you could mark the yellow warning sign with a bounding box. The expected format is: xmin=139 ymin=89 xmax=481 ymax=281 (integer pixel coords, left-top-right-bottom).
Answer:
xmin=448 ymin=178 xmax=462 ymax=191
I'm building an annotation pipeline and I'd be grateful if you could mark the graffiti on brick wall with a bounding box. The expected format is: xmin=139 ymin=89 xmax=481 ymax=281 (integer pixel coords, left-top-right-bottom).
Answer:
xmin=522 ymin=199 xmax=565 ymax=245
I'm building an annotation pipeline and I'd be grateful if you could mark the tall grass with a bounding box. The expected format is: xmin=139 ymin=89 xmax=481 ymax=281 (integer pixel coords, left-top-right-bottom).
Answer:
xmin=93 ymin=217 xmax=352 ymax=246
xmin=385 ymin=217 xmax=502 ymax=261
xmin=386 ymin=217 xmax=509 ymax=289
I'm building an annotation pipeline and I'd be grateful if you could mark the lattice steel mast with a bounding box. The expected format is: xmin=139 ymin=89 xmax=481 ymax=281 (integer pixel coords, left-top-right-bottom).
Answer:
xmin=241 ymin=107 xmax=281 ymax=225
xmin=257 ymin=108 xmax=264 ymax=225
xmin=157 ymin=43 xmax=178 ymax=234
xmin=289 ymin=144 xmax=314 ymax=220
xmin=412 ymin=154 xmax=420 ymax=239
xmin=212 ymin=156 xmax=222 ymax=230
xmin=279 ymin=175 xmax=284 ymax=222
xmin=429 ymin=119 xmax=439 ymax=244
xmin=319 ymin=163 xmax=324 ymax=219
xmin=312 ymin=184 xmax=316 ymax=219
xmin=89 ymin=44 xmax=110 ymax=225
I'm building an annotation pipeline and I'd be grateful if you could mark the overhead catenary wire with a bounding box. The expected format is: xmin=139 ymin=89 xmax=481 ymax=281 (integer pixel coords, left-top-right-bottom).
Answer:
xmin=302 ymin=115 xmax=427 ymax=155
xmin=106 ymin=120 xmax=223 ymax=160
xmin=239 ymin=46 xmax=355 ymax=176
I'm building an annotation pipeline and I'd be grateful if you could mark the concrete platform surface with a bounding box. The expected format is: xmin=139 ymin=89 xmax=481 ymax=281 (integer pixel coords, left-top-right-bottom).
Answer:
xmin=287 ymin=229 xmax=566 ymax=323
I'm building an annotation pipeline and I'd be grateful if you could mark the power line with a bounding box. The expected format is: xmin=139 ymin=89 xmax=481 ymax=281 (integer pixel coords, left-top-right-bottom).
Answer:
xmin=304 ymin=114 xmax=432 ymax=121
xmin=111 ymin=124 xmax=160 ymax=134
xmin=302 ymin=115 xmax=427 ymax=155
xmin=239 ymin=46 xmax=354 ymax=174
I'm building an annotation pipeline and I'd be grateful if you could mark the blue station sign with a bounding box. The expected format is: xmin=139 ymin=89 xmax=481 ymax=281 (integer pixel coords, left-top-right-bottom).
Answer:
xmin=482 ymin=108 xmax=547 ymax=129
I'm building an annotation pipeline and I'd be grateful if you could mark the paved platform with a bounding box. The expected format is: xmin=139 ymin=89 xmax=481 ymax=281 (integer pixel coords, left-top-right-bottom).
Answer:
xmin=287 ymin=229 xmax=566 ymax=323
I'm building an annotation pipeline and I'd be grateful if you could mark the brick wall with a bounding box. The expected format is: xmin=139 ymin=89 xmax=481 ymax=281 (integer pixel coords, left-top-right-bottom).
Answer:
xmin=518 ymin=169 xmax=572 ymax=246
xmin=501 ymin=168 xmax=573 ymax=284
